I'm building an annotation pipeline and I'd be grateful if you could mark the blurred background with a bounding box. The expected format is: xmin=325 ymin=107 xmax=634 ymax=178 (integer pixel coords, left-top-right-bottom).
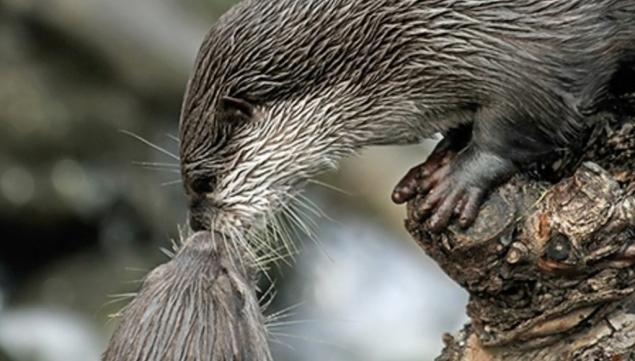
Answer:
xmin=0 ymin=0 xmax=467 ymax=360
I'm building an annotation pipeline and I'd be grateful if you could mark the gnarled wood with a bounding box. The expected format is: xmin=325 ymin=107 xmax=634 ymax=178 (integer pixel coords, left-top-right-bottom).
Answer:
xmin=407 ymin=96 xmax=635 ymax=361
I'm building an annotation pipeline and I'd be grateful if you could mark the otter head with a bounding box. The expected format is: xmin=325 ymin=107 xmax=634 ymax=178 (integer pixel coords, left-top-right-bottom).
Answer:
xmin=177 ymin=1 xmax=418 ymax=234
xmin=177 ymin=7 xmax=359 ymax=234
xmin=179 ymin=87 xmax=353 ymax=233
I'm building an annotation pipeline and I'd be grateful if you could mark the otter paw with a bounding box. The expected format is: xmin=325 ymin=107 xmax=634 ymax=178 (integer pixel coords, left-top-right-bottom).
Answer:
xmin=414 ymin=163 xmax=486 ymax=233
xmin=391 ymin=148 xmax=457 ymax=204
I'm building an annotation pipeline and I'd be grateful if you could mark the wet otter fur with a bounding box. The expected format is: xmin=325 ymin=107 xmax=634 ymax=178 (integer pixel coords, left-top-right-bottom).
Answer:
xmin=102 ymin=232 xmax=272 ymax=361
xmin=179 ymin=0 xmax=635 ymax=233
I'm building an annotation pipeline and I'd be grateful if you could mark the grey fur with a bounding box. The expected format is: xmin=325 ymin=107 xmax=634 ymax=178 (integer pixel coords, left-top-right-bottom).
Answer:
xmin=102 ymin=232 xmax=272 ymax=361
xmin=179 ymin=0 xmax=635 ymax=234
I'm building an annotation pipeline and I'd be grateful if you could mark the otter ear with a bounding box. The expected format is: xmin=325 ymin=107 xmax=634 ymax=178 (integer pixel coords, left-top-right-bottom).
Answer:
xmin=220 ymin=96 xmax=255 ymax=124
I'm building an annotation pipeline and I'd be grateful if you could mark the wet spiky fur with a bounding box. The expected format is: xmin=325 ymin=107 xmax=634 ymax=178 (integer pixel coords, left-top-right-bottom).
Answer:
xmin=179 ymin=0 xmax=635 ymax=235
xmin=102 ymin=232 xmax=273 ymax=361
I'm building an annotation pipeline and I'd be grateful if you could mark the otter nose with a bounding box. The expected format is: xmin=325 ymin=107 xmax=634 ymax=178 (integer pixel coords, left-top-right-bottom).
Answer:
xmin=190 ymin=175 xmax=217 ymax=195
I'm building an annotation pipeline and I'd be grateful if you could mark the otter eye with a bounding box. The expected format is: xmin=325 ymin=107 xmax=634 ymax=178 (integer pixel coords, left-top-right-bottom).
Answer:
xmin=191 ymin=176 xmax=216 ymax=194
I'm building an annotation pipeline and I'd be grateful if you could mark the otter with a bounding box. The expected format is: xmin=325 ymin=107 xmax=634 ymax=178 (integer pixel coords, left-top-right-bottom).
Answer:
xmin=103 ymin=231 xmax=272 ymax=361
xmin=179 ymin=0 xmax=635 ymax=234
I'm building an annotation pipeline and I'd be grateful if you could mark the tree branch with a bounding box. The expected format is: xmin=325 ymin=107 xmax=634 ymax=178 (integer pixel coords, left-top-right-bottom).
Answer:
xmin=406 ymin=96 xmax=635 ymax=361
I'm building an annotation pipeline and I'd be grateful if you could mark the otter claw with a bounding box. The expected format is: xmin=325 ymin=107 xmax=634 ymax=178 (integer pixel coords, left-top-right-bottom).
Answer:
xmin=427 ymin=189 xmax=463 ymax=232
xmin=392 ymin=167 xmax=420 ymax=204
xmin=453 ymin=195 xmax=467 ymax=216
xmin=398 ymin=138 xmax=515 ymax=232
xmin=458 ymin=187 xmax=485 ymax=228
xmin=423 ymin=185 xmax=484 ymax=232
xmin=394 ymin=129 xmax=503 ymax=232
xmin=392 ymin=146 xmax=457 ymax=204
xmin=413 ymin=161 xmax=488 ymax=233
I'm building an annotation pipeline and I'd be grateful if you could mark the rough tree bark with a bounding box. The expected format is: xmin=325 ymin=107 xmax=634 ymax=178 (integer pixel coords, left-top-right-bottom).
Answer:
xmin=406 ymin=92 xmax=635 ymax=361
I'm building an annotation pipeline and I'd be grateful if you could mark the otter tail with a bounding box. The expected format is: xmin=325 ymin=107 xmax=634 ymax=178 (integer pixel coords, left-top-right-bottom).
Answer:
xmin=103 ymin=231 xmax=273 ymax=361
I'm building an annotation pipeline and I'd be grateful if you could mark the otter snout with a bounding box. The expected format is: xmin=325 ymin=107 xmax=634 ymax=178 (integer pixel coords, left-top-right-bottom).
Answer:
xmin=188 ymin=195 xmax=215 ymax=231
